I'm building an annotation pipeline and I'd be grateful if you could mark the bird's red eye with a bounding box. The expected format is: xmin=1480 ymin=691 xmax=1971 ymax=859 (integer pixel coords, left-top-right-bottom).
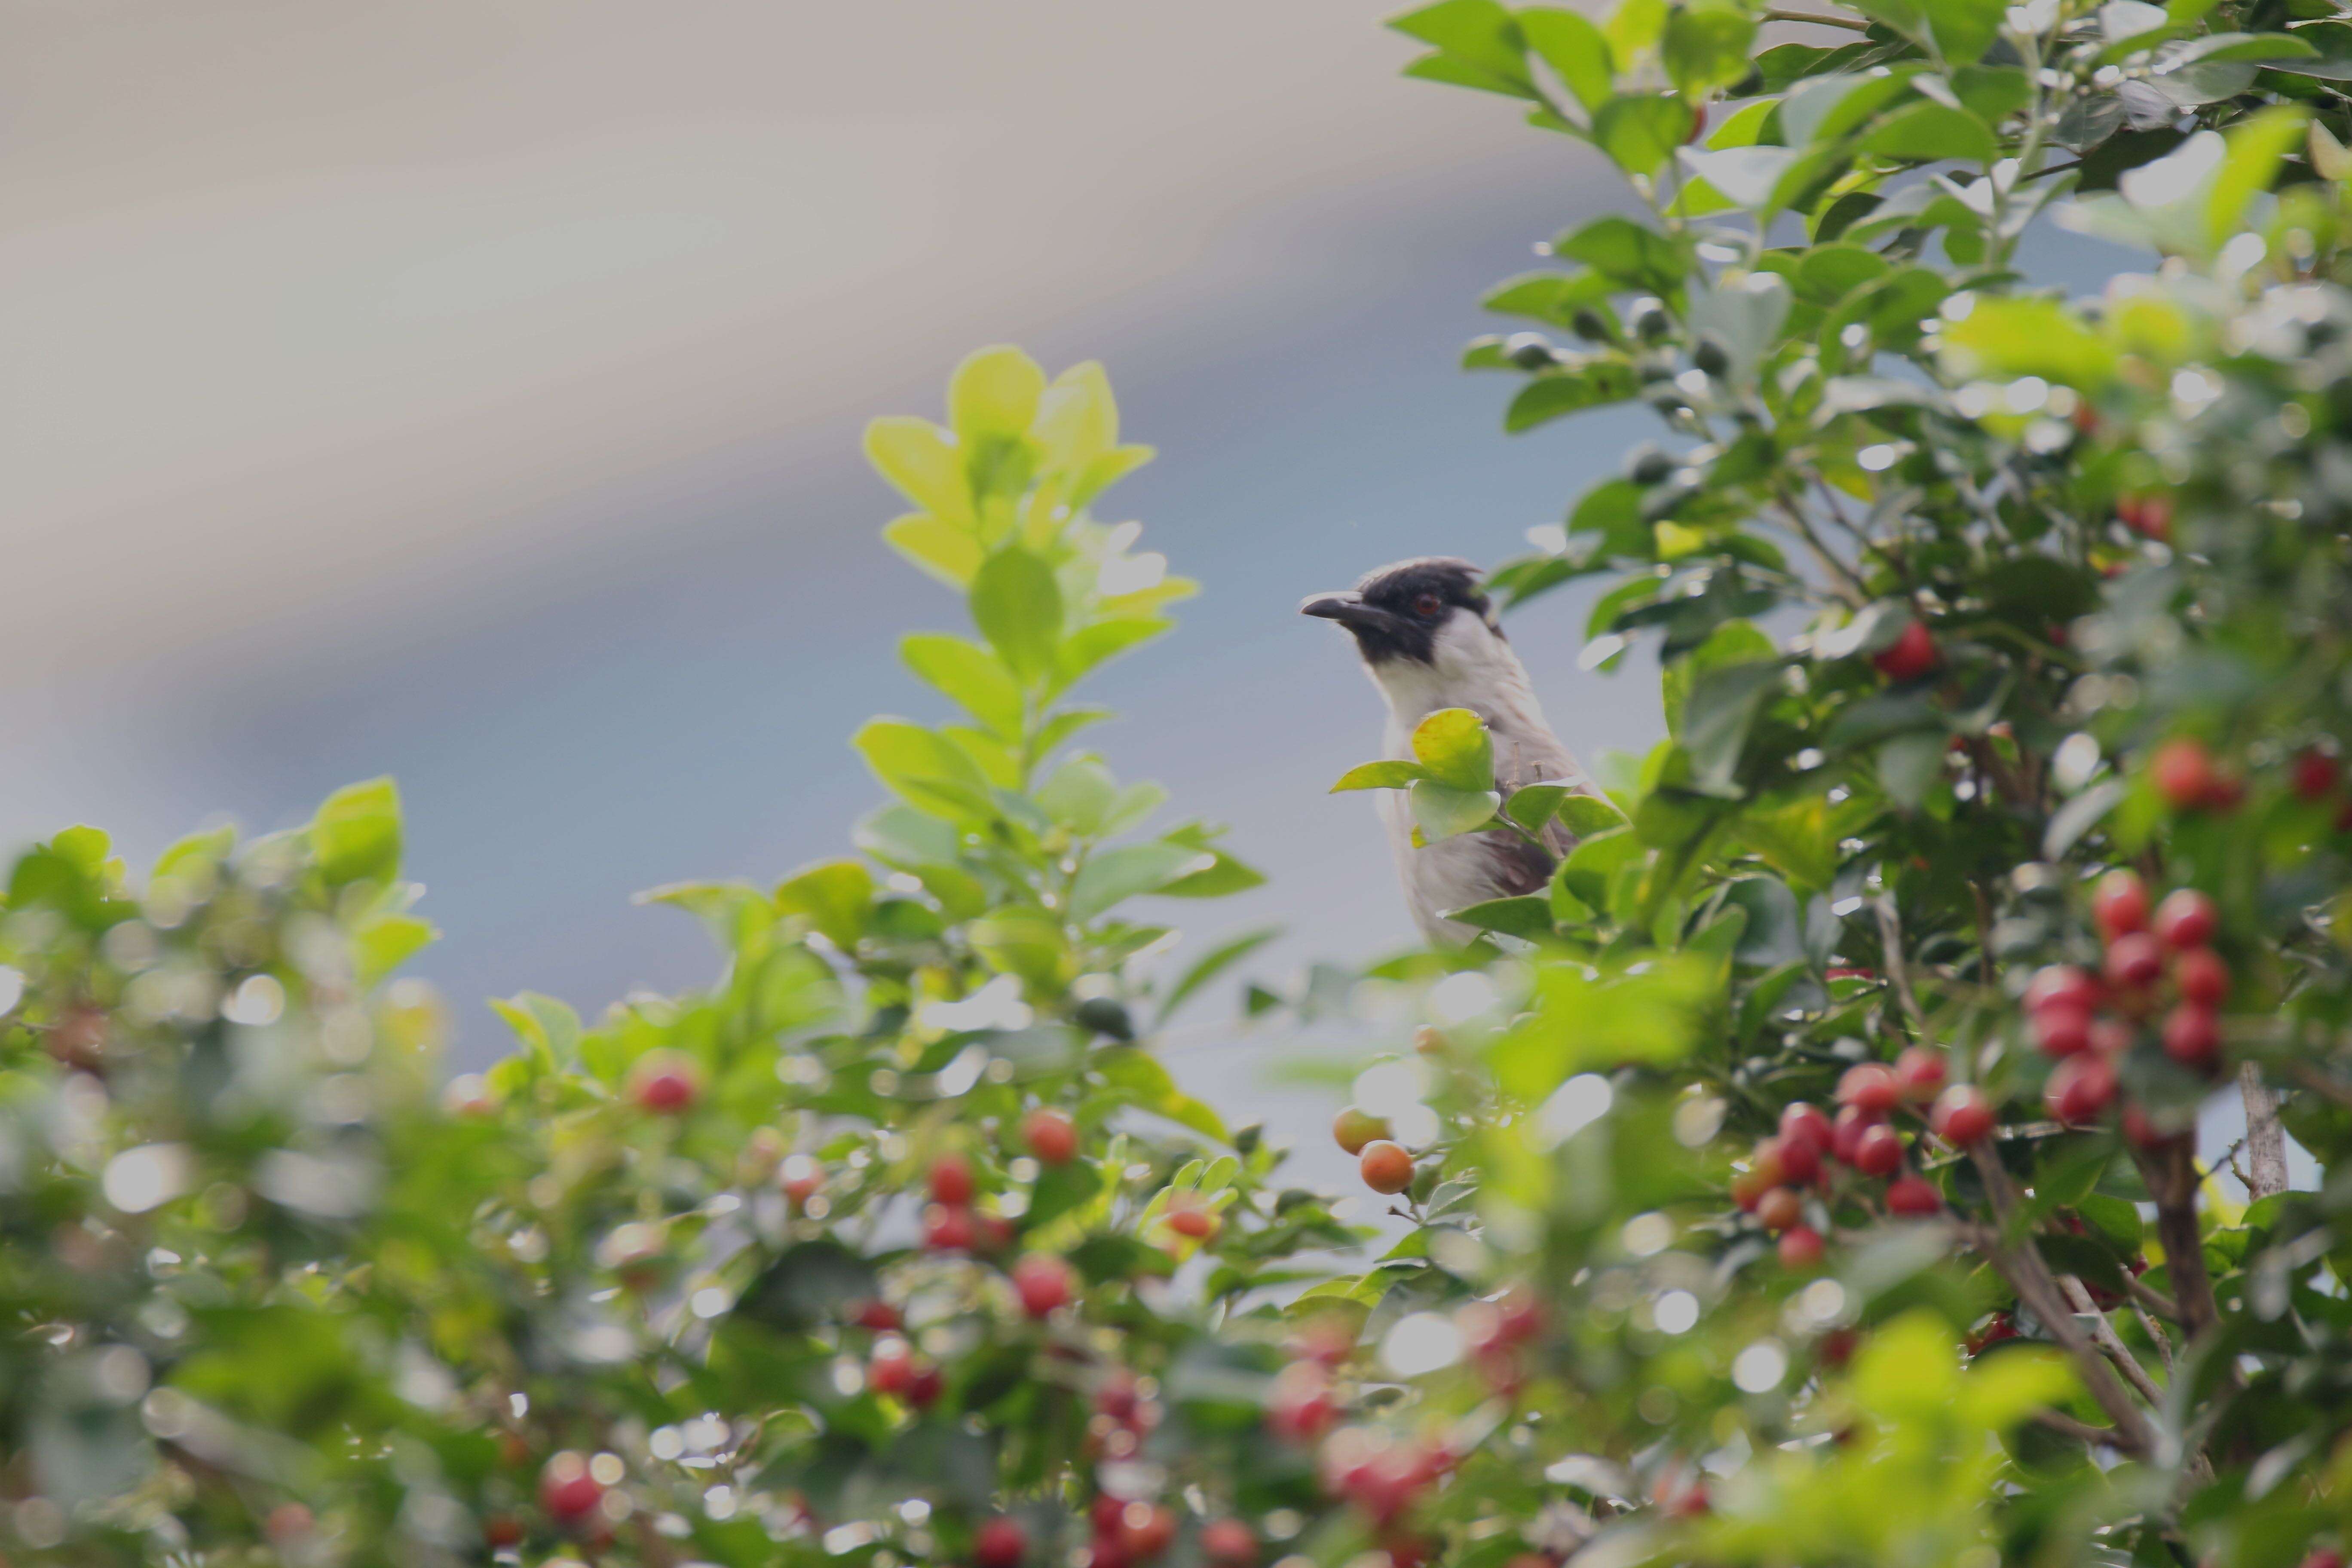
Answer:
xmin=1413 ymin=593 xmax=1444 ymax=618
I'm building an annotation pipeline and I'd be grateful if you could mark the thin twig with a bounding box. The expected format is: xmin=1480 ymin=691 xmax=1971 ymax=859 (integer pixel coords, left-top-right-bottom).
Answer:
xmin=2239 ymin=1064 xmax=2290 ymax=1200
xmin=2132 ymin=1139 xmax=2220 ymax=1338
xmin=2132 ymin=1302 xmax=2176 ymax=1373
xmin=1956 ymin=1202 xmax=2155 ymax=1455
xmin=2060 ymin=1275 xmax=2167 ymax=1408
xmin=1772 ymin=492 xmax=1871 ymax=607
xmin=2125 ymin=1274 xmax=2180 ymax=1323
xmin=1764 ymin=7 xmax=1874 ymax=28
xmin=2031 ymin=1408 xmax=2133 ymax=1449
xmin=1874 ymin=897 xmax=1930 ymax=1041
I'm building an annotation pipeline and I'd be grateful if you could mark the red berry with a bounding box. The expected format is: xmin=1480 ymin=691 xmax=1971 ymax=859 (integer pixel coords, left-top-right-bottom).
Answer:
xmin=1333 ymin=1108 xmax=1390 ymax=1155
xmin=1023 ymin=1109 xmax=1079 ymax=1165
xmin=1872 ymin=621 xmax=1938 ymax=682
xmin=2090 ymin=1017 xmax=2135 ymax=1055
xmin=2161 ymin=1004 xmax=2221 ymax=1071
xmin=1830 ymin=1104 xmax=1881 ymax=1165
xmin=1930 ymin=1085 xmax=1994 ymax=1145
xmin=2202 ymin=771 xmax=2245 ymax=813
xmin=2293 ymin=748 xmax=2341 ymax=800
xmin=1776 ymin=1132 xmax=1821 ymax=1183
xmin=1494 ymin=1290 xmax=1542 ymax=1343
xmin=2046 ymin=1054 xmax=2117 ymax=1124
xmin=2025 ymin=965 xmax=2102 ymax=1017
xmin=1853 ymin=1124 xmax=1903 ymax=1177
xmin=1894 ymin=1047 xmax=1946 ymax=1102
xmin=1836 ymin=1064 xmax=1901 ymax=1115
xmin=869 ymin=1336 xmax=914 ymax=1395
xmin=2034 ymin=1005 xmax=2094 ymax=1058
xmin=1728 ymin=1164 xmax=1773 ymax=1213
xmin=2092 ymin=871 xmax=2149 ymax=939
xmin=852 ymin=1298 xmax=902 ymax=1332
xmin=1119 ymin=1505 xmax=1176 ymax=1560
xmin=1202 ymin=1519 xmax=1257 ymax=1567
xmin=539 ymin=1452 xmax=604 ymax=1520
xmin=1756 ymin=1186 xmax=1804 ymax=1234
xmin=1267 ymin=1363 xmax=1335 ymax=1441
xmin=977 ymin=1518 xmax=1028 ymax=1568
xmin=2174 ymin=946 xmax=2230 ymax=1008
xmin=2120 ymin=1104 xmax=2174 ymax=1151
xmin=930 ymin=1154 xmax=976 ymax=1207
xmin=1359 ymin=1141 xmax=1415 ymax=1195
xmin=2299 ymin=1550 xmax=2344 ymax=1568
xmin=1167 ymin=1203 xmax=1217 ymax=1240
xmin=1885 ymin=1176 xmax=1941 ymax=1216
xmin=1012 ymin=1254 xmax=1073 ymax=1318
xmin=629 ymin=1053 xmax=699 ymax=1114
xmin=1778 ymin=1225 xmax=1825 ymax=1269
xmin=2152 ymin=889 xmax=2216 ymax=951
xmin=2104 ymin=932 xmax=2164 ymax=991
xmin=484 ymin=1516 xmax=525 ymax=1549
xmin=925 ymin=1204 xmax=977 ymax=1252
xmin=1779 ymin=1102 xmax=1831 ymax=1156
xmin=905 ymin=1361 xmax=943 ymax=1408
xmin=2151 ymin=739 xmax=2217 ymax=810
xmin=2117 ymin=493 xmax=2172 ymax=540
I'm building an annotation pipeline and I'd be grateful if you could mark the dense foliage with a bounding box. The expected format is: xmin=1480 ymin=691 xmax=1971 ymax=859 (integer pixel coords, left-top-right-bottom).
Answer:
xmin=7 ymin=0 xmax=2352 ymax=1564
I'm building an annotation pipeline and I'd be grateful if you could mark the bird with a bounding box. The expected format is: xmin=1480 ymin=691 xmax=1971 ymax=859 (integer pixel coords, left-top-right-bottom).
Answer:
xmin=1301 ymin=556 xmax=1601 ymax=945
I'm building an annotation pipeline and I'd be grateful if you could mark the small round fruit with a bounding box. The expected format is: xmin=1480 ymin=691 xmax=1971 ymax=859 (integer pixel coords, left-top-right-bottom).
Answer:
xmin=1333 ymin=1108 xmax=1390 ymax=1156
xmin=2117 ymin=493 xmax=2172 ymax=540
xmin=539 ymin=1452 xmax=604 ymax=1520
xmin=851 ymin=1298 xmax=902 ymax=1332
xmin=904 ymin=1362 xmax=943 ymax=1408
xmin=265 ymin=1504 xmax=315 ymax=1541
xmin=2026 ymin=965 xmax=2102 ymax=1017
xmin=1746 ymin=1138 xmax=1789 ymax=1190
xmin=930 ymin=1154 xmax=977 ymax=1207
xmin=1359 ymin=1141 xmax=1415 ymax=1195
xmin=1894 ymin=1047 xmax=1946 ymax=1101
xmin=1836 ymin=1063 xmax=1901 ymax=1115
xmin=1012 ymin=1254 xmax=1073 ymax=1318
xmin=1202 ymin=1519 xmax=1257 ymax=1567
xmin=1930 ymin=1085 xmax=1994 ymax=1145
xmin=1776 ymin=1132 xmax=1821 ymax=1184
xmin=924 ymin=1204 xmax=977 ymax=1252
xmin=2092 ymin=871 xmax=2149 ymax=939
xmin=2152 ymin=889 xmax=2217 ymax=951
xmin=1872 ymin=621 xmax=1939 ymax=682
xmin=484 ymin=1516 xmax=526 ymax=1549
xmin=2034 ymin=1005 xmax=2094 ymax=1058
xmin=1167 ymin=1203 xmax=1217 ymax=1240
xmin=1779 ymin=1101 xmax=1832 ymax=1155
xmin=1853 ymin=1124 xmax=1903 ymax=1178
xmin=1777 ymin=1225 xmax=1825 ymax=1269
xmin=2174 ymin=946 xmax=2230 ymax=1008
xmin=629 ymin=1053 xmax=699 ymax=1114
xmin=1830 ymin=1104 xmax=1880 ymax=1165
xmin=2293 ymin=748 xmax=2342 ymax=800
xmin=976 ymin=1517 xmax=1028 ymax=1568
xmin=1755 ymin=1186 xmax=1804 ymax=1234
xmin=1885 ymin=1176 xmax=1941 ymax=1216
xmin=780 ymin=1154 xmax=823 ymax=1207
xmin=1023 ymin=1109 xmax=1079 ymax=1165
xmin=2150 ymin=738 xmax=2217 ymax=811
xmin=1728 ymin=1164 xmax=1773 ymax=1213
xmin=2104 ymin=932 xmax=2164 ymax=991
xmin=1267 ymin=1363 xmax=1335 ymax=1441
xmin=2046 ymin=1054 xmax=2117 ymax=1124
xmin=869 ymin=1336 xmax=915 ymax=1395
xmin=2161 ymin=1004 xmax=2221 ymax=1071
xmin=1119 ymin=1504 xmax=1176 ymax=1560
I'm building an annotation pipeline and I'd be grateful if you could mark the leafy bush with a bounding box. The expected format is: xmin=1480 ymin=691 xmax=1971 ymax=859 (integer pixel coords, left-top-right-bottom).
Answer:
xmin=8 ymin=0 xmax=2352 ymax=1564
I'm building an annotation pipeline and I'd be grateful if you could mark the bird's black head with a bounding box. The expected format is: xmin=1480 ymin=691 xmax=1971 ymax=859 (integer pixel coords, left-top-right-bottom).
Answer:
xmin=1300 ymin=556 xmax=1498 ymax=665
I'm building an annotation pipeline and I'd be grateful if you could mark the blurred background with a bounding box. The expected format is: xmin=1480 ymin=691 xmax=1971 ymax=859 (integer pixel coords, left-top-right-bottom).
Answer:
xmin=8 ymin=1 xmax=2198 ymax=1183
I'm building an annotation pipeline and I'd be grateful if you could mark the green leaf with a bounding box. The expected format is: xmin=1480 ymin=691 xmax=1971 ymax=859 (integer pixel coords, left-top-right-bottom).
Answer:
xmin=1488 ymin=954 xmax=1718 ymax=1097
xmin=1863 ymin=102 xmax=1998 ymax=162
xmin=1940 ymin=297 xmax=2117 ymax=387
xmin=775 ymin=860 xmax=875 ymax=949
xmin=949 ymin=345 xmax=1047 ymax=444
xmin=736 ymin=1239 xmax=879 ymax=1332
xmin=1519 ymin=7 xmax=1614 ymax=108
xmin=1552 ymin=215 xmax=1687 ymax=292
xmin=853 ymin=719 xmax=997 ymax=822
xmin=1410 ymin=781 xmax=1502 ymax=842
xmin=1410 ymin=708 xmax=1496 ymax=789
xmin=1594 ymin=92 xmax=1694 ymax=176
xmin=1060 ymin=616 xmax=1173 ymax=686
xmin=1679 ymin=661 xmax=1782 ymax=795
xmin=1605 ymin=0 xmax=1668 ymax=66
xmin=1391 ymin=0 xmax=1533 ymax=80
xmin=969 ymin=547 xmax=1064 ymax=683
xmin=1446 ymin=895 xmax=1558 ymax=939
xmin=1663 ymin=4 xmax=1757 ymax=95
xmin=2207 ymin=104 xmax=2306 ymax=249
xmin=1505 ymin=782 xmax=1574 ymax=833
xmin=1505 ymin=362 xmax=1641 ymax=429
xmin=353 ymin=912 xmax=437 ymax=986
xmin=865 ymin=417 xmax=972 ymax=524
xmin=1332 ymin=759 xmax=1430 ymax=792
xmin=1037 ymin=758 xmax=1121 ymax=835
xmin=1877 ymin=733 xmax=1950 ymax=808
xmin=884 ymin=513 xmax=986 ymax=589
xmin=1403 ymin=50 xmax=1542 ymax=99
xmin=310 ymin=778 xmax=402 ymax=887
xmin=490 ymin=991 xmax=581 ymax=1072
xmin=1024 ymin=1159 xmax=1104 ymax=1231
xmin=1154 ymin=848 xmax=1266 ymax=899
xmin=1481 ymin=268 xmax=1617 ymax=325
xmin=901 ymin=633 xmax=1024 ymax=736
xmin=1557 ymin=794 xmax=1630 ymax=837
xmin=1068 ymin=842 xmax=1215 ymax=922
xmin=1157 ymin=925 xmax=1283 ymax=1023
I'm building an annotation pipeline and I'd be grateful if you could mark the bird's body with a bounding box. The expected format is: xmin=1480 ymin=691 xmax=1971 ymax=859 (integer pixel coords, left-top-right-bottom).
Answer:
xmin=1303 ymin=557 xmax=1602 ymax=945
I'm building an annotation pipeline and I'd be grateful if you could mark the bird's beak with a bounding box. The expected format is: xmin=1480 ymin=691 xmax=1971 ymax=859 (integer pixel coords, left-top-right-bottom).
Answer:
xmin=1300 ymin=591 xmax=1393 ymax=633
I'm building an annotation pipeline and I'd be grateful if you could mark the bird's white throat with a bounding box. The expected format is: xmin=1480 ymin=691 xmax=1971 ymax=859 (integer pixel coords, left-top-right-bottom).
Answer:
xmin=1364 ymin=609 xmax=1553 ymax=758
